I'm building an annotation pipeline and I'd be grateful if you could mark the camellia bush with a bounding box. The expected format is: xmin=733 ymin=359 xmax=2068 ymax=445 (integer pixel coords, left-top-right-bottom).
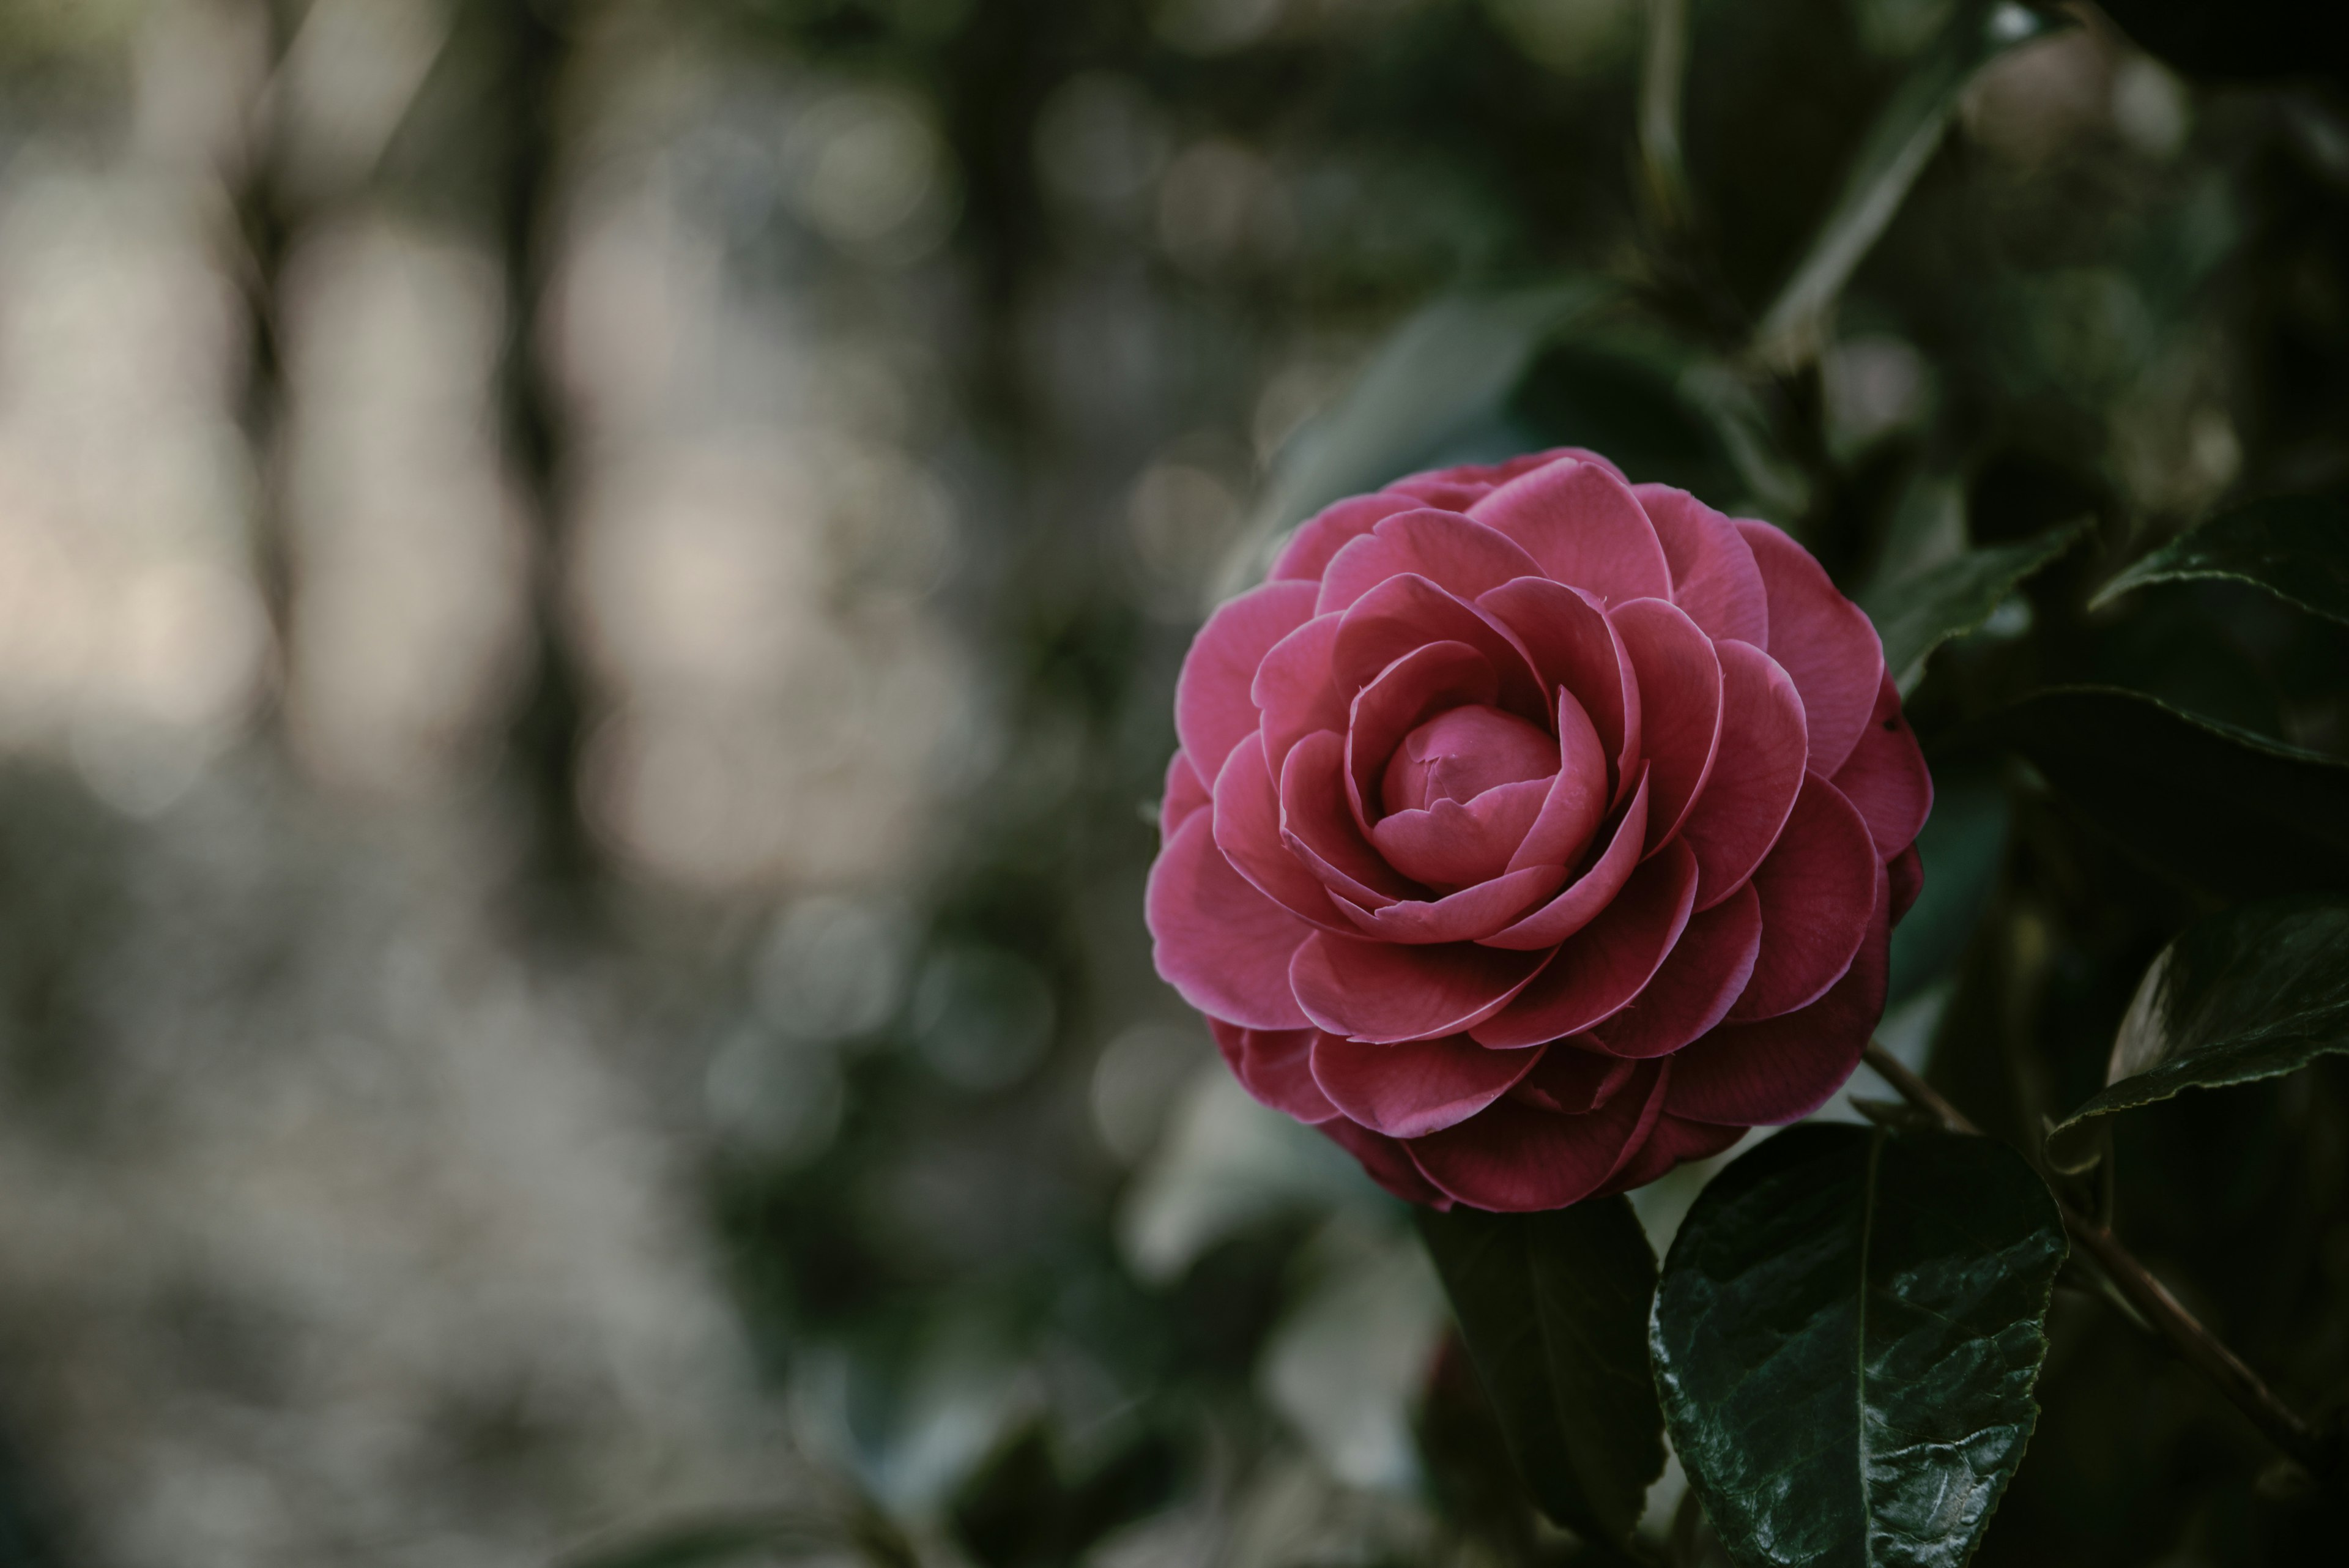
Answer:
xmin=1143 ymin=4 xmax=2349 ymax=1566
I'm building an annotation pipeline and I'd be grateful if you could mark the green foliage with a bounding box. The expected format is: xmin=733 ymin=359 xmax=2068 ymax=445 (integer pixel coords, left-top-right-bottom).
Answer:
xmin=1416 ymin=1199 xmax=1664 ymax=1547
xmin=2046 ymin=896 xmax=2349 ymax=1171
xmin=1863 ymin=519 xmax=2088 ymax=689
xmin=1973 ymin=688 xmax=2349 ymax=897
xmin=1754 ymin=0 xmax=2072 ymax=366
xmin=2093 ymin=492 xmax=2349 ymax=628
xmin=1652 ymin=1126 xmax=2068 ymax=1568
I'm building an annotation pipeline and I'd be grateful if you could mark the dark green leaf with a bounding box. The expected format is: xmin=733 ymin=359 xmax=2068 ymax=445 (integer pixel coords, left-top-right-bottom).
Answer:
xmin=1887 ymin=766 xmax=2010 ymax=1007
xmin=1862 ymin=519 xmax=2089 ymax=690
xmin=1652 ymin=1124 xmax=2066 ymax=1568
xmin=1416 ymin=1197 xmax=1664 ymax=1545
xmin=1754 ymin=1 xmax=2071 ymax=366
xmin=2045 ymin=895 xmax=2349 ymax=1172
xmin=1213 ymin=280 xmax=1610 ymax=601
xmin=1969 ymin=686 xmax=2349 ymax=897
xmin=2091 ymin=492 xmax=2349 ymax=627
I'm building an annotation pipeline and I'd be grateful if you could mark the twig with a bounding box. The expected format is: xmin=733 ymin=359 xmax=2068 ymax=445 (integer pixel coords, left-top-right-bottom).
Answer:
xmin=1860 ymin=1041 xmax=2334 ymax=1479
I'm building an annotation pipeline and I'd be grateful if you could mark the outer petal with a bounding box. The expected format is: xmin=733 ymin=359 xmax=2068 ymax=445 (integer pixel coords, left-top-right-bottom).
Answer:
xmin=1213 ymin=732 xmax=1346 ymax=928
xmin=1253 ymin=613 xmax=1345 ymax=778
xmin=1311 ymin=1034 xmax=1546 ymax=1139
xmin=1279 ymin=729 xmax=1414 ymax=907
xmin=1408 ymin=1060 xmax=1668 ymax=1211
xmin=1334 ymin=864 xmax=1567 ymax=945
xmin=1466 ymin=459 xmax=1674 ymax=606
xmin=1176 ymin=580 xmax=1316 ymax=779
xmin=1632 ymin=484 xmax=1769 ymax=645
xmin=1316 ymin=509 xmax=1545 ymax=613
xmin=1271 ymin=492 xmax=1418 ymax=582
xmin=1888 ymin=842 xmax=1924 ymax=923
xmin=1316 ymin=1115 xmax=1452 ymax=1206
xmin=1676 ymin=639 xmax=1808 ymax=909
xmin=1332 ymin=573 xmax=1546 ymax=719
xmin=1390 ymin=446 xmax=1628 ymax=502
xmin=1147 ymin=812 xmax=1314 ymax=1030
xmin=1507 ymin=1042 xmax=1637 ymax=1113
xmin=1735 ymin=519 xmax=1885 ymax=777
xmin=1665 ymin=860 xmax=1889 ymax=1125
xmin=1830 ymin=671 xmax=1934 ymax=858
xmin=1289 ymin=932 xmax=1548 ymax=1044
xmin=1506 ymin=686 xmax=1609 ymax=873
xmin=1160 ymin=749 xmax=1211 ymax=842
xmin=1211 ymin=1020 xmax=1340 ymax=1123
xmin=1472 ymin=840 xmax=1700 ymax=1047
xmin=1478 ymin=576 xmax=1642 ymax=807
xmin=1584 ymin=882 xmax=1762 ymax=1059
xmin=1481 ymin=771 xmax=1651 ymax=950
xmin=1590 ymin=1115 xmax=1746 ymax=1197
xmin=1726 ymin=773 xmax=1880 ymax=1021
xmin=1609 ymin=598 xmax=1723 ymax=854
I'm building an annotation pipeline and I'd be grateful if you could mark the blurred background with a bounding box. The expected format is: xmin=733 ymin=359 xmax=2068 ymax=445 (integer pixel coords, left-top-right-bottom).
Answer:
xmin=0 ymin=1 xmax=2343 ymax=1564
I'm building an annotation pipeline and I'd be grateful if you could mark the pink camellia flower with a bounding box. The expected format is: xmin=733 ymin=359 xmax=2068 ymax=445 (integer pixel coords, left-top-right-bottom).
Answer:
xmin=1146 ymin=447 xmax=1932 ymax=1211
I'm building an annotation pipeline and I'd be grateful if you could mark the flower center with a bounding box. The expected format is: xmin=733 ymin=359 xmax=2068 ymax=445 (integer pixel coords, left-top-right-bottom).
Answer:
xmin=1380 ymin=704 xmax=1557 ymax=817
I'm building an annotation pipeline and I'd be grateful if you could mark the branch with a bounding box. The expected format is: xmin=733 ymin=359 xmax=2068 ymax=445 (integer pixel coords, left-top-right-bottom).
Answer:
xmin=1860 ymin=1041 xmax=2334 ymax=1479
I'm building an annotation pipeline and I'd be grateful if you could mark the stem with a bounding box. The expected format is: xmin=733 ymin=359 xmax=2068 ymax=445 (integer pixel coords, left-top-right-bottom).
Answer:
xmin=1860 ymin=1042 xmax=2333 ymax=1478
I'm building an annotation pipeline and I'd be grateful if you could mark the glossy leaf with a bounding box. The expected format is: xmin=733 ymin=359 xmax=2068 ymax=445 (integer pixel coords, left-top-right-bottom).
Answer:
xmin=2091 ymin=492 xmax=2349 ymax=627
xmin=1212 ymin=281 xmax=1610 ymax=601
xmin=1653 ymin=1124 xmax=2066 ymax=1568
xmin=1416 ymin=1197 xmax=1664 ymax=1545
xmin=1754 ymin=1 xmax=2071 ymax=366
xmin=1975 ymin=686 xmax=2349 ymax=897
xmin=2045 ymin=894 xmax=2349 ymax=1172
xmin=1863 ymin=519 xmax=2088 ymax=692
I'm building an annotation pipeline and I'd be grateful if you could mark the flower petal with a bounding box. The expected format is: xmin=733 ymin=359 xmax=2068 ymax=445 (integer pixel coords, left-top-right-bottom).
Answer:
xmin=1212 ymin=1020 xmax=1340 ymax=1123
xmin=1506 ymin=686 xmax=1609 ymax=872
xmin=1334 ymin=863 xmax=1567 ymax=945
xmin=1160 ymin=748 xmax=1210 ymax=843
xmin=1478 ymin=576 xmax=1642 ymax=807
xmin=1609 ymin=598 xmax=1723 ymax=853
xmin=1317 ymin=1115 xmax=1452 ymax=1206
xmin=1290 ymin=931 xmax=1549 ymax=1044
xmin=1466 ymin=458 xmax=1674 ymax=606
xmin=1666 ymin=860 xmax=1888 ymax=1125
xmin=1278 ymin=729 xmax=1414 ymax=907
xmin=1889 ymin=841 xmax=1924 ymax=923
xmin=1389 ymin=446 xmax=1628 ymax=503
xmin=1370 ymin=778 xmax=1549 ymax=888
xmin=1507 ymin=1042 xmax=1637 ymax=1113
xmin=1726 ymin=773 xmax=1880 ymax=1021
xmin=1473 ymin=839 xmax=1699 ymax=1046
xmin=1176 ymin=580 xmax=1317 ymax=780
xmin=1590 ymin=1114 xmax=1745 ymax=1197
xmin=1676 ymin=639 xmax=1808 ymax=909
xmin=1735 ymin=519 xmax=1885 ymax=777
xmin=1253 ymin=612 xmax=1345 ymax=779
xmin=1343 ymin=639 xmax=1499 ymax=839
xmin=1147 ymin=812 xmax=1315 ymax=1030
xmin=1584 ymin=882 xmax=1762 ymax=1058
xmin=1312 ymin=1034 xmax=1547 ymax=1138
xmin=1829 ymin=671 xmax=1934 ymax=858
xmin=1272 ymin=491 xmax=1420 ymax=582
xmin=1480 ymin=770 xmax=1652 ymax=950
xmin=1213 ymin=732 xmax=1346 ymax=927
xmin=1316 ymin=508 xmax=1546 ymax=613
xmin=1332 ymin=573 xmax=1546 ymax=719
xmin=1633 ymin=484 xmax=1769 ymax=645
xmin=1408 ymin=1060 xmax=1667 ymax=1211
